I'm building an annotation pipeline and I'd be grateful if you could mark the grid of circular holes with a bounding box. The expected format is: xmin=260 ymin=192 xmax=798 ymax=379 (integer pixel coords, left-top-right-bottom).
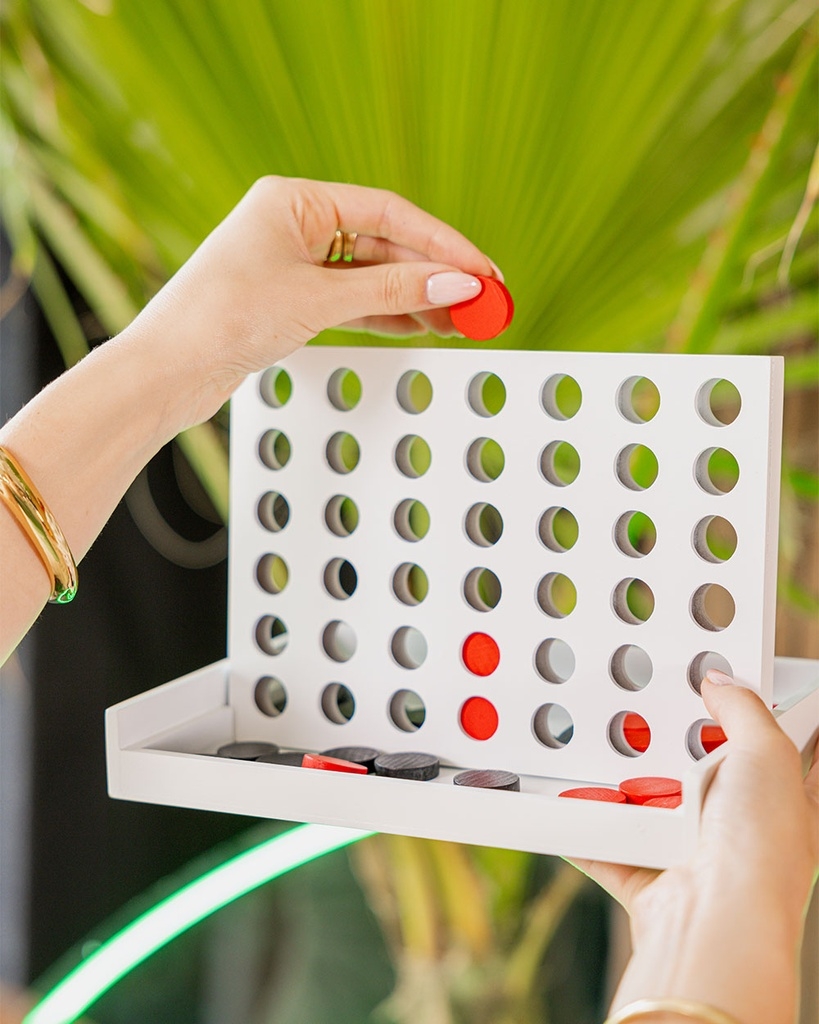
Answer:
xmin=392 ymin=563 xmax=429 ymax=606
xmin=693 ymin=515 xmax=737 ymax=563
xmin=612 ymin=578 xmax=655 ymax=624
xmin=256 ymin=554 xmax=289 ymax=595
xmin=466 ymin=438 xmax=505 ymax=482
xmin=391 ymin=626 xmax=428 ymax=669
xmin=254 ymin=676 xmax=288 ymax=717
xmin=536 ymin=572 xmax=577 ymax=618
xmin=538 ymin=507 xmax=579 ymax=552
xmin=691 ymin=583 xmax=736 ymax=632
xmin=541 ymin=374 xmax=582 ymax=420
xmin=257 ymin=491 xmax=290 ymax=533
xmin=697 ymin=378 xmax=742 ymax=426
xmin=324 ymin=495 xmax=359 ymax=537
xmin=534 ymin=638 xmax=576 ymax=683
xmin=259 ymin=429 xmax=292 ymax=470
xmin=321 ymin=620 xmax=357 ymax=662
xmin=326 ymin=432 xmax=361 ymax=474
xmin=321 ymin=683 xmax=356 ymax=724
xmin=259 ymin=366 xmax=293 ymax=408
xmin=463 ymin=567 xmax=502 ymax=612
xmin=323 ymin=558 xmax=358 ymax=600
xmin=687 ymin=651 xmax=733 ymax=695
xmin=394 ymin=435 xmax=431 ymax=478
xmin=609 ymin=711 xmax=651 ymax=756
xmin=327 ymin=368 xmax=362 ymax=411
xmin=389 ymin=689 xmax=426 ymax=731
xmin=614 ymin=511 xmax=656 ymax=557
xmin=396 ymin=370 xmax=433 ymax=414
xmin=532 ymin=704 xmax=574 ymax=748
xmin=467 ymin=371 xmax=506 ymax=417
xmin=393 ymin=498 xmax=430 ymax=542
xmin=617 ymin=376 xmax=660 ymax=424
xmin=615 ymin=444 xmax=658 ymax=490
xmin=255 ymin=615 xmax=289 ymax=656
xmin=695 ymin=447 xmax=740 ymax=495
xmin=464 ymin=502 xmax=503 ymax=547
xmin=609 ymin=644 xmax=653 ymax=692
xmin=686 ymin=718 xmax=727 ymax=760
xmin=540 ymin=441 xmax=580 ymax=487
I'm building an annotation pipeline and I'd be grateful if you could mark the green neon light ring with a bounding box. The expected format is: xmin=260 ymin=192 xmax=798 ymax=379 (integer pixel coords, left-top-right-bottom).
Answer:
xmin=24 ymin=823 xmax=374 ymax=1024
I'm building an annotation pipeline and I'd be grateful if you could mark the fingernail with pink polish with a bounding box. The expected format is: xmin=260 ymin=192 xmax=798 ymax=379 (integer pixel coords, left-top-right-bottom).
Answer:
xmin=485 ymin=257 xmax=505 ymax=283
xmin=705 ymin=669 xmax=734 ymax=686
xmin=426 ymin=272 xmax=481 ymax=306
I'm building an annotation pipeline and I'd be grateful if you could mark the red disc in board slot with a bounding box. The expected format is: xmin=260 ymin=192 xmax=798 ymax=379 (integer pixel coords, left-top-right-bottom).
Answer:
xmin=643 ymin=794 xmax=683 ymax=809
xmin=559 ymin=787 xmax=627 ymax=803
xmin=302 ymin=753 xmax=367 ymax=774
xmin=462 ymin=632 xmax=500 ymax=676
xmin=700 ymin=723 xmax=727 ymax=753
xmin=619 ymin=776 xmax=682 ymax=805
xmin=460 ymin=696 xmax=499 ymax=740
xmin=450 ymin=276 xmax=514 ymax=341
xmin=623 ymin=712 xmax=651 ymax=753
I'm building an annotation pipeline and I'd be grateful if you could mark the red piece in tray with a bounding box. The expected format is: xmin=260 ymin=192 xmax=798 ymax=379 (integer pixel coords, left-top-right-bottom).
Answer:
xmin=644 ymin=794 xmax=683 ymax=809
xmin=450 ymin=275 xmax=514 ymax=340
xmin=302 ymin=753 xmax=368 ymax=774
xmin=559 ymin=787 xmax=627 ymax=803
xmin=619 ymin=776 xmax=682 ymax=805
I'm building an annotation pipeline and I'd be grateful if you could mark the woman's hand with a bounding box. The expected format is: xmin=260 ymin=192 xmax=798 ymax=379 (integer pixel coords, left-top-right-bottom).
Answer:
xmin=123 ymin=176 xmax=500 ymax=432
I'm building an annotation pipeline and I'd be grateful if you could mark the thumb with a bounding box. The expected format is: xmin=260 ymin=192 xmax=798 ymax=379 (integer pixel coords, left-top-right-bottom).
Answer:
xmin=701 ymin=671 xmax=782 ymax=752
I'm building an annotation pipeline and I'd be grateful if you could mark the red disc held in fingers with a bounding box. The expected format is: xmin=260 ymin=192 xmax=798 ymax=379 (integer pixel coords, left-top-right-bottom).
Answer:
xmin=643 ymin=794 xmax=683 ymax=809
xmin=559 ymin=787 xmax=627 ymax=803
xmin=450 ymin=276 xmax=515 ymax=341
xmin=619 ymin=776 xmax=682 ymax=804
xmin=462 ymin=632 xmax=500 ymax=676
xmin=622 ymin=712 xmax=651 ymax=753
xmin=302 ymin=753 xmax=367 ymax=774
xmin=460 ymin=696 xmax=499 ymax=740
xmin=700 ymin=723 xmax=727 ymax=753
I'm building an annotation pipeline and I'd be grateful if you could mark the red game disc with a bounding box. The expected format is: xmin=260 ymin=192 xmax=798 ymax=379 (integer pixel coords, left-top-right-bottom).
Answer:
xmin=622 ymin=712 xmax=651 ymax=753
xmin=462 ymin=632 xmax=500 ymax=676
xmin=643 ymin=794 xmax=683 ymax=809
xmin=302 ymin=753 xmax=368 ymax=774
xmin=559 ymin=787 xmax=627 ymax=803
xmin=619 ymin=776 xmax=682 ymax=804
xmin=450 ymin=275 xmax=514 ymax=341
xmin=460 ymin=696 xmax=499 ymax=740
xmin=700 ymin=723 xmax=727 ymax=753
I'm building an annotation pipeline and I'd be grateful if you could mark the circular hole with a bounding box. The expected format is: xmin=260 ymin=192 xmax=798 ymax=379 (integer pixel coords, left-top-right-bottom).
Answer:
xmin=322 ymin=620 xmax=357 ymax=662
xmin=324 ymin=495 xmax=359 ymax=537
xmin=541 ymin=374 xmax=582 ymax=420
xmin=687 ymin=651 xmax=733 ymax=695
xmin=254 ymin=676 xmax=288 ymax=717
xmin=460 ymin=696 xmax=499 ymax=740
xmin=256 ymin=554 xmax=289 ymax=595
xmin=697 ymin=379 xmax=742 ymax=426
xmin=614 ymin=511 xmax=657 ymax=557
xmin=539 ymin=441 xmax=580 ymax=487
xmin=536 ymin=573 xmax=577 ymax=618
xmin=326 ymin=432 xmax=361 ymax=474
xmin=258 ymin=429 xmax=292 ymax=471
xmin=257 ymin=491 xmax=290 ymax=533
xmin=686 ymin=718 xmax=728 ymax=760
xmin=391 ymin=626 xmax=428 ymax=669
xmin=612 ymin=578 xmax=655 ymax=624
xmin=259 ymin=366 xmax=293 ymax=408
xmin=532 ymin=704 xmax=574 ymax=748
xmin=690 ymin=583 xmax=736 ymax=631
xmin=393 ymin=498 xmax=430 ymax=542
xmin=609 ymin=711 xmax=651 ymax=756
xmin=463 ymin=567 xmax=502 ymax=612
xmin=396 ymin=370 xmax=433 ymax=414
xmin=255 ymin=615 xmax=289 ymax=656
xmin=323 ymin=558 xmax=358 ymax=600
xmin=617 ymin=376 xmax=660 ymax=423
xmin=321 ymin=683 xmax=356 ymax=724
xmin=609 ymin=644 xmax=653 ymax=692
xmin=466 ymin=438 xmax=505 ymax=482
xmin=615 ymin=444 xmax=658 ymax=490
xmin=462 ymin=632 xmax=500 ymax=676
xmin=695 ymin=447 xmax=740 ymax=495
xmin=388 ymin=689 xmax=426 ymax=732
xmin=538 ymin=507 xmax=579 ymax=552
xmin=467 ymin=372 xmax=507 ymax=417
xmin=327 ymin=368 xmax=362 ymax=411
xmin=534 ymin=638 xmax=575 ymax=683
xmin=692 ymin=515 xmax=738 ymax=563
xmin=392 ymin=563 xmax=429 ymax=606
xmin=464 ymin=502 xmax=504 ymax=547
xmin=394 ymin=435 xmax=432 ymax=478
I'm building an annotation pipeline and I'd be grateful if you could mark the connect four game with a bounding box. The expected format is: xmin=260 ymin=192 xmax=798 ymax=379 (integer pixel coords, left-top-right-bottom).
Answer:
xmin=106 ymin=345 xmax=819 ymax=867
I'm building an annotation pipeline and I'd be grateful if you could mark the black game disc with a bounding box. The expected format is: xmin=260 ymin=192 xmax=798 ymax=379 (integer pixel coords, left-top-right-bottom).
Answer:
xmin=374 ymin=752 xmax=440 ymax=781
xmin=322 ymin=746 xmax=382 ymax=772
xmin=256 ymin=750 xmax=306 ymax=767
xmin=453 ymin=769 xmax=520 ymax=792
xmin=217 ymin=741 xmax=280 ymax=760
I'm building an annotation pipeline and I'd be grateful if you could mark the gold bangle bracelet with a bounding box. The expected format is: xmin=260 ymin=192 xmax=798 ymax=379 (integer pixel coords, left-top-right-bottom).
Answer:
xmin=604 ymin=999 xmax=743 ymax=1024
xmin=0 ymin=445 xmax=78 ymax=604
